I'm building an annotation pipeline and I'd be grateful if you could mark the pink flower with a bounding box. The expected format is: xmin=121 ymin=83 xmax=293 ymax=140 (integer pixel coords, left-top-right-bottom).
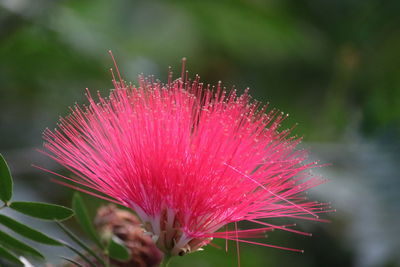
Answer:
xmin=41 ymin=54 xmax=329 ymax=258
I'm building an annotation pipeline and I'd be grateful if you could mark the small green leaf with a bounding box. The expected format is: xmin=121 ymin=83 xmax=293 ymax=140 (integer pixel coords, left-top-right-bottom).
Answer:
xmin=72 ymin=193 xmax=102 ymax=248
xmin=0 ymin=245 xmax=23 ymax=265
xmin=0 ymin=154 xmax=13 ymax=203
xmin=9 ymin=201 xmax=73 ymax=221
xmin=0 ymin=214 xmax=62 ymax=246
xmin=108 ymin=236 xmax=131 ymax=262
xmin=0 ymin=229 xmax=44 ymax=259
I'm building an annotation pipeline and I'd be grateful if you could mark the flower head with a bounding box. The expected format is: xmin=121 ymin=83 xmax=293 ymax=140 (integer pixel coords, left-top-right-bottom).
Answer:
xmin=42 ymin=54 xmax=328 ymax=258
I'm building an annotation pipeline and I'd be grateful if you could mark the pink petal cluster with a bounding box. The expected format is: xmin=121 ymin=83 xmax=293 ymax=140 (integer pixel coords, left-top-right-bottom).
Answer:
xmin=42 ymin=57 xmax=328 ymax=256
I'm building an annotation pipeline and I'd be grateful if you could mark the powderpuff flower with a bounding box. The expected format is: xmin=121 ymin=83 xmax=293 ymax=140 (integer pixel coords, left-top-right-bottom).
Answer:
xmin=41 ymin=54 xmax=329 ymax=260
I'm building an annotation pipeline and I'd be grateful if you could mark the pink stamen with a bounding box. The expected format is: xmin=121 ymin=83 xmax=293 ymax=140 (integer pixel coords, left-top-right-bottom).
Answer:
xmin=39 ymin=56 xmax=331 ymax=260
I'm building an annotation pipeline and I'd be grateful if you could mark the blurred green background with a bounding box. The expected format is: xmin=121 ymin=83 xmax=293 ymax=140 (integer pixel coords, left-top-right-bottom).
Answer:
xmin=0 ymin=0 xmax=399 ymax=266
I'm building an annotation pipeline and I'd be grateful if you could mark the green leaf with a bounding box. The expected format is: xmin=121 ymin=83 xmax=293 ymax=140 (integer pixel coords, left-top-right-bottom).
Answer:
xmin=108 ymin=236 xmax=131 ymax=262
xmin=0 ymin=229 xmax=44 ymax=259
xmin=72 ymin=193 xmax=103 ymax=248
xmin=0 ymin=214 xmax=62 ymax=246
xmin=56 ymin=222 xmax=106 ymax=266
xmin=9 ymin=201 xmax=73 ymax=221
xmin=0 ymin=245 xmax=22 ymax=265
xmin=0 ymin=153 xmax=13 ymax=203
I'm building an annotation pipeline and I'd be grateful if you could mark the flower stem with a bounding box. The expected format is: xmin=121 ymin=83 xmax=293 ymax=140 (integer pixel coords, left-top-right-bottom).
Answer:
xmin=0 ymin=202 xmax=9 ymax=210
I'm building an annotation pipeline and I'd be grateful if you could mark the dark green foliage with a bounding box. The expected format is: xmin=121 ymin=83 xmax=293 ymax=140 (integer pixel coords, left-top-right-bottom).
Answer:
xmin=108 ymin=236 xmax=131 ymax=262
xmin=10 ymin=201 xmax=73 ymax=221
xmin=0 ymin=245 xmax=22 ymax=265
xmin=0 ymin=154 xmax=13 ymax=203
xmin=0 ymin=214 xmax=62 ymax=246
xmin=0 ymin=229 xmax=44 ymax=259
xmin=0 ymin=155 xmax=73 ymax=264
xmin=72 ymin=193 xmax=103 ymax=248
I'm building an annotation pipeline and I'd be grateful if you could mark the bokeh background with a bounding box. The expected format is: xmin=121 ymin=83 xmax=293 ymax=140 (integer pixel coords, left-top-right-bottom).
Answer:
xmin=1 ymin=0 xmax=400 ymax=266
